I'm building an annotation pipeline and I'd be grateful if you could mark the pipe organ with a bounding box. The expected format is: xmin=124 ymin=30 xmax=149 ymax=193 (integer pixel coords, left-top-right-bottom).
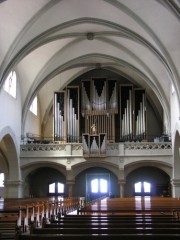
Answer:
xmin=120 ymin=85 xmax=133 ymax=140
xmin=54 ymin=87 xmax=79 ymax=143
xmin=134 ymin=89 xmax=146 ymax=139
xmin=81 ymin=79 xmax=118 ymax=157
xmin=66 ymin=87 xmax=79 ymax=142
xmin=120 ymin=85 xmax=146 ymax=141
xmin=81 ymin=79 xmax=118 ymax=142
xmin=54 ymin=91 xmax=65 ymax=141
xmin=82 ymin=133 xmax=106 ymax=157
xmin=53 ymin=78 xmax=147 ymax=156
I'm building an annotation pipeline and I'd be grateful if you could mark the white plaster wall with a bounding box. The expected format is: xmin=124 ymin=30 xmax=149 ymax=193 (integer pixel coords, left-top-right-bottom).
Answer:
xmin=171 ymin=88 xmax=180 ymax=143
xmin=43 ymin=111 xmax=53 ymax=139
xmin=24 ymin=96 xmax=41 ymax=138
xmin=0 ymin=81 xmax=22 ymax=146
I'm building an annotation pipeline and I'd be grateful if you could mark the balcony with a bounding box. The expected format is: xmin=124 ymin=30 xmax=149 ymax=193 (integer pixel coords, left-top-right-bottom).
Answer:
xmin=20 ymin=141 xmax=172 ymax=158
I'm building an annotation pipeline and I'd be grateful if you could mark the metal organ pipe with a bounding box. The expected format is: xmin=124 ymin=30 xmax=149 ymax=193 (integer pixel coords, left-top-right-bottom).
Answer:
xmin=142 ymin=93 xmax=145 ymax=134
xmin=54 ymin=94 xmax=57 ymax=139
xmin=67 ymin=89 xmax=79 ymax=142
xmin=135 ymin=93 xmax=145 ymax=137
xmin=92 ymin=80 xmax=106 ymax=111
xmin=70 ymin=98 xmax=72 ymax=138
xmin=57 ymin=103 xmax=60 ymax=139
xmin=82 ymin=84 xmax=91 ymax=111
xmin=129 ymin=90 xmax=132 ymax=136
xmin=121 ymin=88 xmax=133 ymax=139
xmin=54 ymin=92 xmax=65 ymax=141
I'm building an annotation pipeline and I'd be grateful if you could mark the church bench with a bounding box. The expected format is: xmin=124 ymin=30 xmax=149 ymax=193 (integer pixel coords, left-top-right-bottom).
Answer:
xmin=60 ymin=214 xmax=180 ymax=223
xmin=31 ymin=226 xmax=180 ymax=234
xmin=0 ymin=196 xmax=81 ymax=232
xmin=63 ymin=214 xmax=176 ymax=221
xmin=43 ymin=222 xmax=180 ymax=228
xmin=77 ymin=197 xmax=180 ymax=216
xmin=0 ymin=217 xmax=18 ymax=240
xmin=51 ymin=219 xmax=180 ymax=226
xmin=17 ymin=233 xmax=180 ymax=240
xmin=77 ymin=208 xmax=180 ymax=215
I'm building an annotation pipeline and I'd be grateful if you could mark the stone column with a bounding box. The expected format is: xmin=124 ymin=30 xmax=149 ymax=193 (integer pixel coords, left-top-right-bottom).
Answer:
xmin=66 ymin=180 xmax=75 ymax=197
xmin=4 ymin=180 xmax=24 ymax=198
xmin=118 ymin=180 xmax=126 ymax=198
xmin=171 ymin=178 xmax=180 ymax=198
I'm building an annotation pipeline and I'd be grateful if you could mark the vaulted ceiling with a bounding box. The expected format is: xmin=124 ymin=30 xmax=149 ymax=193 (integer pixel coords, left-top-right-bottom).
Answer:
xmin=0 ymin=0 xmax=179 ymax=132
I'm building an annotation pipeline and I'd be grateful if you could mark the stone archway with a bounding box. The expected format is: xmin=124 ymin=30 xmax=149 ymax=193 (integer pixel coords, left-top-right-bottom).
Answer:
xmin=172 ymin=130 xmax=180 ymax=197
xmin=25 ymin=167 xmax=66 ymax=198
xmin=0 ymin=127 xmax=22 ymax=198
xmin=125 ymin=166 xmax=171 ymax=197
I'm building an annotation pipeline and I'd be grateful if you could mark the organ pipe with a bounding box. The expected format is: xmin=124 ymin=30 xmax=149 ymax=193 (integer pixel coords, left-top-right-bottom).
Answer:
xmin=54 ymin=87 xmax=79 ymax=143
xmin=135 ymin=92 xmax=146 ymax=138
xmin=120 ymin=86 xmax=133 ymax=140
xmin=54 ymin=92 xmax=65 ymax=141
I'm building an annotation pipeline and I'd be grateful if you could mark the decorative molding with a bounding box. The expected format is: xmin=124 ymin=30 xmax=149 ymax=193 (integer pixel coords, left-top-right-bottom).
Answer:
xmin=107 ymin=143 xmax=119 ymax=151
xmin=20 ymin=142 xmax=172 ymax=155
xmin=20 ymin=144 xmax=66 ymax=152
xmin=72 ymin=144 xmax=83 ymax=151
xmin=124 ymin=142 xmax=172 ymax=150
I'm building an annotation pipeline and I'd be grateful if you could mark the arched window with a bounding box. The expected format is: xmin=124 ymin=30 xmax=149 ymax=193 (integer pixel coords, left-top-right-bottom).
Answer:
xmin=91 ymin=178 xmax=108 ymax=194
xmin=0 ymin=173 xmax=4 ymax=187
xmin=29 ymin=96 xmax=37 ymax=116
xmin=48 ymin=182 xmax=64 ymax=195
xmin=3 ymin=71 xmax=16 ymax=98
xmin=134 ymin=181 xmax=151 ymax=196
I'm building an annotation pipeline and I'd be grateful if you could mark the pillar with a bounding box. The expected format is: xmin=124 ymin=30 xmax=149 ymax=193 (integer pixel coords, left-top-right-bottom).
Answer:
xmin=4 ymin=180 xmax=24 ymax=198
xmin=66 ymin=180 xmax=75 ymax=197
xmin=171 ymin=178 xmax=180 ymax=198
xmin=118 ymin=179 xmax=126 ymax=198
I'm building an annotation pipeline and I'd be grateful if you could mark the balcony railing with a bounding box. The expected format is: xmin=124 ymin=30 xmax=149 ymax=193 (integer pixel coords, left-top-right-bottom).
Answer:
xmin=20 ymin=141 xmax=172 ymax=158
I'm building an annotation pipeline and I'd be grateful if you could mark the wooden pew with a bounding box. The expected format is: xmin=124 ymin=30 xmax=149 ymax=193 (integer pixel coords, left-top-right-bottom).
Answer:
xmin=18 ymin=215 xmax=180 ymax=240
xmin=18 ymin=197 xmax=180 ymax=240
xmin=0 ymin=196 xmax=80 ymax=230
xmin=17 ymin=233 xmax=180 ymax=240
xmin=0 ymin=211 xmax=19 ymax=240
xmin=43 ymin=222 xmax=180 ymax=229
xmin=31 ymin=226 xmax=180 ymax=234
xmin=0 ymin=196 xmax=80 ymax=240
xmin=78 ymin=197 xmax=180 ymax=216
xmin=51 ymin=214 xmax=179 ymax=223
xmin=17 ymin=197 xmax=180 ymax=240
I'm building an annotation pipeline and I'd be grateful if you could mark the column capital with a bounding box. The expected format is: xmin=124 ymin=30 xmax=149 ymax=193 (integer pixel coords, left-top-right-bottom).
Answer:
xmin=66 ymin=180 xmax=75 ymax=185
xmin=4 ymin=180 xmax=24 ymax=186
xmin=118 ymin=179 xmax=126 ymax=185
xmin=171 ymin=178 xmax=180 ymax=186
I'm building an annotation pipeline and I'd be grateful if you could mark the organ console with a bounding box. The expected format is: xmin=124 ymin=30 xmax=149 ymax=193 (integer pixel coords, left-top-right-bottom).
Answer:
xmin=53 ymin=78 xmax=147 ymax=157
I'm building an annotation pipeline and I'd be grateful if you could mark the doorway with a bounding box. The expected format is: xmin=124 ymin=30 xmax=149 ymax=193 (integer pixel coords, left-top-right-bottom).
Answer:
xmin=86 ymin=173 xmax=110 ymax=201
xmin=134 ymin=181 xmax=151 ymax=196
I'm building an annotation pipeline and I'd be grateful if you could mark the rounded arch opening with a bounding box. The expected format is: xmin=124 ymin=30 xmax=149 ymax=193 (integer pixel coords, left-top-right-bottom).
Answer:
xmin=74 ymin=166 xmax=119 ymax=201
xmin=125 ymin=166 xmax=171 ymax=197
xmin=25 ymin=167 xmax=66 ymax=198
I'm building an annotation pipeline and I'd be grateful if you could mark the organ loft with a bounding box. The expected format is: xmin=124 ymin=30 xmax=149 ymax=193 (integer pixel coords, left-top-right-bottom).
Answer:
xmin=54 ymin=78 xmax=147 ymax=157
